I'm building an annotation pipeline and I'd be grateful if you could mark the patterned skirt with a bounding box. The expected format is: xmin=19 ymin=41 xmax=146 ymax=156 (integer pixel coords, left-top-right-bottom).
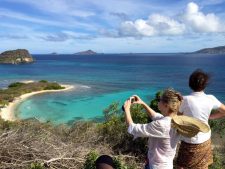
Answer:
xmin=176 ymin=139 xmax=213 ymax=169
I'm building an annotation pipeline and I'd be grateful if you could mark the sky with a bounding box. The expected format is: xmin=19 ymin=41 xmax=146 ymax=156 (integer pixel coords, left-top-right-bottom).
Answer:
xmin=0 ymin=0 xmax=225 ymax=54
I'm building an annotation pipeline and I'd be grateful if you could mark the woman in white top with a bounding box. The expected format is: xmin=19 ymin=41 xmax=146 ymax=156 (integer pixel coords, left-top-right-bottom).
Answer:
xmin=176 ymin=69 xmax=225 ymax=169
xmin=123 ymin=89 xmax=182 ymax=169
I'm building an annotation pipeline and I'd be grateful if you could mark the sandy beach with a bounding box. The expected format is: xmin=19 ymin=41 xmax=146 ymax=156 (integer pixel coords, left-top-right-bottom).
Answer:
xmin=0 ymin=84 xmax=75 ymax=121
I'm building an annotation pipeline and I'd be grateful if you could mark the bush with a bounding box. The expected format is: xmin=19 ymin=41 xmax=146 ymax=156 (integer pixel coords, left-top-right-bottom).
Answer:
xmin=39 ymin=80 xmax=48 ymax=83
xmin=44 ymin=83 xmax=65 ymax=90
xmin=8 ymin=82 xmax=25 ymax=88
xmin=149 ymin=91 xmax=162 ymax=113
xmin=29 ymin=163 xmax=45 ymax=169
xmin=98 ymin=102 xmax=149 ymax=156
xmin=0 ymin=118 xmax=15 ymax=130
xmin=83 ymin=151 xmax=99 ymax=169
xmin=209 ymin=150 xmax=225 ymax=169
xmin=0 ymin=99 xmax=8 ymax=106
xmin=103 ymin=101 xmax=121 ymax=121
xmin=209 ymin=108 xmax=225 ymax=137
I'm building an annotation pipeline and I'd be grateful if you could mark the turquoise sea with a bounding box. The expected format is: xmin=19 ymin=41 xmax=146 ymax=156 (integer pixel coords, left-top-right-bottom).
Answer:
xmin=0 ymin=53 xmax=225 ymax=124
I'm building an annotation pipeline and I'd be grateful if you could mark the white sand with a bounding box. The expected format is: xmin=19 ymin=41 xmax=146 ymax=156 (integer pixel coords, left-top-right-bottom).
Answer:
xmin=20 ymin=80 xmax=35 ymax=84
xmin=0 ymin=84 xmax=74 ymax=121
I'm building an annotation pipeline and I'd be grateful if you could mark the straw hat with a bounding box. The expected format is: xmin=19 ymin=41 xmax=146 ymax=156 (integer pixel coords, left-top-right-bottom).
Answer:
xmin=171 ymin=115 xmax=210 ymax=138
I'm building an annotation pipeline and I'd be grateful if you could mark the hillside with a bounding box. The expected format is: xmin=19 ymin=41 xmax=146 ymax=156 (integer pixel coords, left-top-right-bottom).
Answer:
xmin=194 ymin=45 xmax=225 ymax=54
xmin=0 ymin=49 xmax=35 ymax=64
xmin=0 ymin=90 xmax=224 ymax=168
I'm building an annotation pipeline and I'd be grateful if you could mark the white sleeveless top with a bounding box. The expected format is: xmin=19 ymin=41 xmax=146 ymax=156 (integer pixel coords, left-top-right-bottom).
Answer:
xmin=179 ymin=92 xmax=221 ymax=144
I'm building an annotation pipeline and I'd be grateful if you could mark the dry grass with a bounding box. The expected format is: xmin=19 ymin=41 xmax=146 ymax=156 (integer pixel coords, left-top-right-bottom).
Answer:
xmin=0 ymin=119 xmax=113 ymax=169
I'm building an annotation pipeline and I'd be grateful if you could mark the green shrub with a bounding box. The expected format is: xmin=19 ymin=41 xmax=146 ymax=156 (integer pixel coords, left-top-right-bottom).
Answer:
xmin=83 ymin=151 xmax=99 ymax=169
xmin=0 ymin=117 xmax=15 ymax=130
xmin=29 ymin=163 xmax=45 ymax=169
xmin=149 ymin=91 xmax=162 ymax=113
xmin=209 ymin=107 xmax=225 ymax=137
xmin=209 ymin=150 xmax=225 ymax=169
xmin=98 ymin=102 xmax=149 ymax=156
xmin=39 ymin=80 xmax=48 ymax=83
xmin=103 ymin=101 xmax=120 ymax=121
xmin=0 ymin=99 xmax=8 ymax=106
xmin=44 ymin=83 xmax=65 ymax=90
xmin=8 ymin=82 xmax=25 ymax=88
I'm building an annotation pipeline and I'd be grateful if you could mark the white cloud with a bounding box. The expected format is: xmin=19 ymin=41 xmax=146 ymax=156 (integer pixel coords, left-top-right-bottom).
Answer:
xmin=135 ymin=19 xmax=156 ymax=36
xmin=39 ymin=31 xmax=95 ymax=42
xmin=0 ymin=8 xmax=65 ymax=26
xmin=0 ymin=8 xmax=95 ymax=31
xmin=118 ymin=2 xmax=225 ymax=38
xmin=119 ymin=20 xmax=155 ymax=37
xmin=119 ymin=14 xmax=185 ymax=37
xmin=0 ymin=23 xmax=31 ymax=31
xmin=148 ymin=14 xmax=185 ymax=35
xmin=183 ymin=2 xmax=223 ymax=32
xmin=7 ymin=0 xmax=95 ymax=17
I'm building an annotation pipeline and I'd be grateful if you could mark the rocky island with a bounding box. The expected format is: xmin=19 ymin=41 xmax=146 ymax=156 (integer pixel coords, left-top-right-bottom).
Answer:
xmin=74 ymin=49 xmax=97 ymax=55
xmin=0 ymin=49 xmax=35 ymax=64
xmin=194 ymin=45 xmax=225 ymax=54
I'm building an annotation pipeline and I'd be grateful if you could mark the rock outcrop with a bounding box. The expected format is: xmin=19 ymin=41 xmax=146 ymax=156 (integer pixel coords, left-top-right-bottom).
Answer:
xmin=74 ymin=50 xmax=97 ymax=55
xmin=0 ymin=49 xmax=35 ymax=64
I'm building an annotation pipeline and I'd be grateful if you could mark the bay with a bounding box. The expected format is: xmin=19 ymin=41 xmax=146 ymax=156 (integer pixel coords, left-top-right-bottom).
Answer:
xmin=1 ymin=53 xmax=224 ymax=124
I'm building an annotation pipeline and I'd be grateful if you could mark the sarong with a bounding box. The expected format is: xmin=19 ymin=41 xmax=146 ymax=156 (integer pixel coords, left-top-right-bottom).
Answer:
xmin=176 ymin=139 xmax=213 ymax=169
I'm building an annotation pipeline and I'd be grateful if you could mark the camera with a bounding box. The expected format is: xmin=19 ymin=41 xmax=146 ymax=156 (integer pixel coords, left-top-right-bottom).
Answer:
xmin=122 ymin=96 xmax=138 ymax=111
xmin=131 ymin=97 xmax=138 ymax=103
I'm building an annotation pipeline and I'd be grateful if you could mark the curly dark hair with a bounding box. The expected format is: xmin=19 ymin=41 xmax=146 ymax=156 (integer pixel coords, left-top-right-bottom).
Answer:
xmin=189 ymin=69 xmax=210 ymax=92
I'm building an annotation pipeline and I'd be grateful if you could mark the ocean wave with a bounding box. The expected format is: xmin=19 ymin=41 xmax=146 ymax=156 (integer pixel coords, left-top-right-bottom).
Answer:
xmin=80 ymin=85 xmax=91 ymax=89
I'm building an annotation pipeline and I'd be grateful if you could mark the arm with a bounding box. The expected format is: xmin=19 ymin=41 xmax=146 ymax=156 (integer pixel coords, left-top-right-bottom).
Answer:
xmin=132 ymin=95 xmax=157 ymax=118
xmin=124 ymin=99 xmax=133 ymax=125
xmin=123 ymin=97 xmax=167 ymax=138
xmin=209 ymin=104 xmax=225 ymax=120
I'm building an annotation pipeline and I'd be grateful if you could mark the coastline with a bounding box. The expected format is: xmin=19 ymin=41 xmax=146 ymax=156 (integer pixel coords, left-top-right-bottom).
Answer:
xmin=0 ymin=84 xmax=74 ymax=121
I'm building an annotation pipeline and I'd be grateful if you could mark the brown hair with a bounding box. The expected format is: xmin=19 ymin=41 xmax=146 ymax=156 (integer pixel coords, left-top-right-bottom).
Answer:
xmin=189 ymin=69 xmax=210 ymax=92
xmin=160 ymin=88 xmax=183 ymax=113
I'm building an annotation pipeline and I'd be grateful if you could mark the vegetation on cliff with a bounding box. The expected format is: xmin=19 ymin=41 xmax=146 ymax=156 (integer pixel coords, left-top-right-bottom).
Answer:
xmin=0 ymin=49 xmax=34 ymax=64
xmin=0 ymin=81 xmax=65 ymax=106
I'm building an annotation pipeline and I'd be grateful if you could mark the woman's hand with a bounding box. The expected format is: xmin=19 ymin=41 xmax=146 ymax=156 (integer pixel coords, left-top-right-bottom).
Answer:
xmin=131 ymin=95 xmax=157 ymax=118
xmin=132 ymin=95 xmax=144 ymax=105
xmin=123 ymin=98 xmax=132 ymax=112
xmin=124 ymin=98 xmax=133 ymax=125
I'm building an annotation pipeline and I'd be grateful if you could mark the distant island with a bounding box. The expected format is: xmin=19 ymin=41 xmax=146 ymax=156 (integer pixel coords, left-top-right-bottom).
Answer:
xmin=0 ymin=49 xmax=35 ymax=64
xmin=194 ymin=45 xmax=225 ymax=54
xmin=74 ymin=50 xmax=97 ymax=55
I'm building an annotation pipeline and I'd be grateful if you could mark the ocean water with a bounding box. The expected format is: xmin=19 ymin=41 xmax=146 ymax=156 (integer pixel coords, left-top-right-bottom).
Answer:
xmin=1 ymin=53 xmax=225 ymax=124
